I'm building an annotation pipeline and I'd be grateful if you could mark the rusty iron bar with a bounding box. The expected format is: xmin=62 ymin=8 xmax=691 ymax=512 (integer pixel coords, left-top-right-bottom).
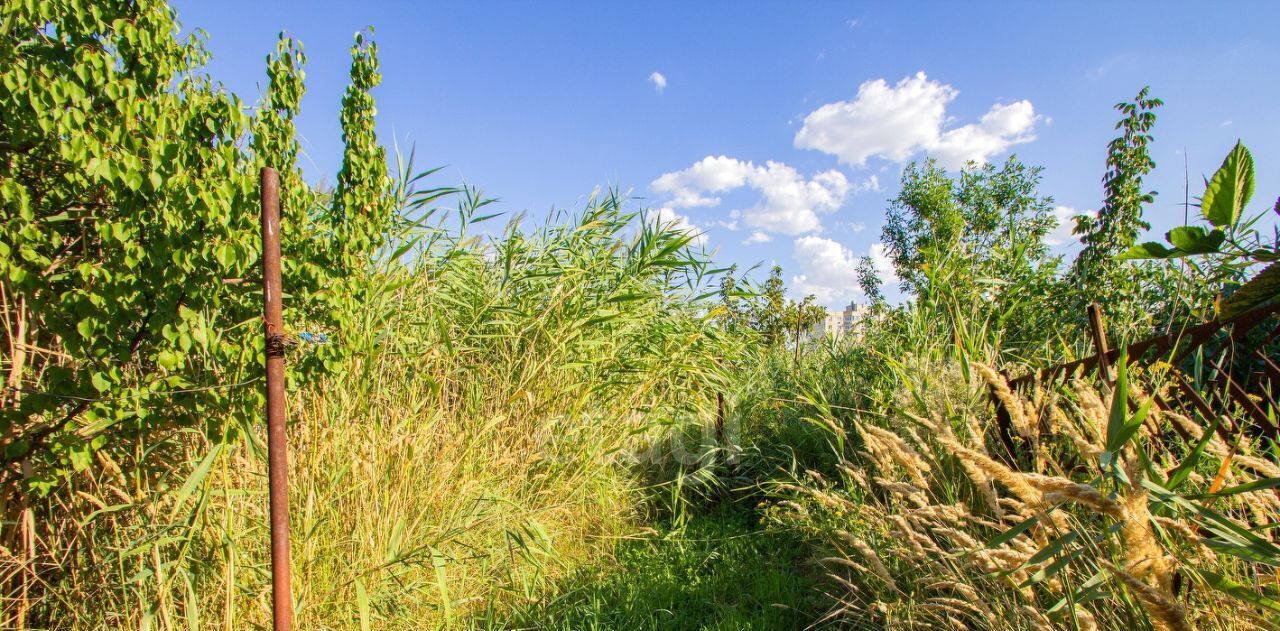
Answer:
xmin=260 ymin=167 xmax=293 ymax=631
xmin=1086 ymin=303 xmax=1115 ymax=388
xmin=1172 ymin=372 xmax=1237 ymax=446
xmin=1152 ymin=392 xmax=1195 ymax=443
xmin=1209 ymin=354 xmax=1279 ymax=445
xmin=1008 ymin=302 xmax=1280 ymax=388
xmin=1257 ymin=349 xmax=1280 ymax=393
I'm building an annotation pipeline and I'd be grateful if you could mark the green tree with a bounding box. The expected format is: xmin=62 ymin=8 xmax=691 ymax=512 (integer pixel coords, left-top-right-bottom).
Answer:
xmin=883 ymin=157 xmax=1058 ymax=296
xmin=880 ymin=157 xmax=1063 ymax=348
xmin=1 ymin=0 xmax=262 ymax=491
xmin=716 ymin=263 xmax=753 ymax=331
xmin=1072 ymin=86 xmax=1162 ymax=289
xmin=785 ymin=295 xmax=827 ymax=364
xmin=752 ymin=265 xmax=789 ymax=346
xmin=333 ymin=29 xmax=392 ymax=268
xmin=0 ymin=4 xmax=396 ymax=494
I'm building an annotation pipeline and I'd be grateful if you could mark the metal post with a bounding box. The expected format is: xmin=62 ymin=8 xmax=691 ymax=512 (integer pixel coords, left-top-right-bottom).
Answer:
xmin=1086 ymin=303 xmax=1114 ymax=388
xmin=260 ymin=167 xmax=292 ymax=631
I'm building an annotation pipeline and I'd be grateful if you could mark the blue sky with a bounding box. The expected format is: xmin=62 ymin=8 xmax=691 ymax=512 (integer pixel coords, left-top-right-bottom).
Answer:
xmin=174 ymin=1 xmax=1280 ymax=307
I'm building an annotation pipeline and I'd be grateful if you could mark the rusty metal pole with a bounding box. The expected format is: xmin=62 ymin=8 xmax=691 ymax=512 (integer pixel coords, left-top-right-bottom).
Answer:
xmin=260 ymin=167 xmax=293 ymax=631
xmin=1086 ymin=303 xmax=1114 ymax=388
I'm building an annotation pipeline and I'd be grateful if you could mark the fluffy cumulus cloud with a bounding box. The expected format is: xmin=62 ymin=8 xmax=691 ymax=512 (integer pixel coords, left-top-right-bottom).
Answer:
xmin=931 ymin=100 xmax=1039 ymax=168
xmin=651 ymin=155 xmax=754 ymax=208
xmin=651 ymin=156 xmax=861 ymax=236
xmin=646 ymin=207 xmax=706 ymax=245
xmin=649 ymin=71 xmax=667 ymax=93
xmin=794 ymin=72 xmax=1040 ymax=170
xmin=789 ymin=237 xmax=896 ymax=305
xmin=743 ymin=231 xmax=772 ymax=245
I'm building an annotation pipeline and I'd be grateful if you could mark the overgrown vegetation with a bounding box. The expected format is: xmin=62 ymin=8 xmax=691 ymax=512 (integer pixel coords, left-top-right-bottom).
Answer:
xmin=4 ymin=2 xmax=1280 ymax=630
xmin=738 ymin=92 xmax=1280 ymax=629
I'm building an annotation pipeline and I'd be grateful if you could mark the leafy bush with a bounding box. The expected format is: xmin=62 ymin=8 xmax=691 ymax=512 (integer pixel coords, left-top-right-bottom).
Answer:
xmin=0 ymin=0 xmax=381 ymax=497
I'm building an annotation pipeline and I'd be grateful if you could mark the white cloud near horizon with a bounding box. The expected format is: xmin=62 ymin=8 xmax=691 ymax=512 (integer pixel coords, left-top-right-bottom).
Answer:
xmin=794 ymin=72 xmax=1041 ymax=169
xmin=649 ymin=71 xmax=667 ymax=94
xmin=651 ymin=155 xmax=874 ymax=236
xmin=789 ymin=237 xmax=896 ymax=306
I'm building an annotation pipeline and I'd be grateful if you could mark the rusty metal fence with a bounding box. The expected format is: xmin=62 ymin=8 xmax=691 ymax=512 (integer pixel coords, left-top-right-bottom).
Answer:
xmin=992 ymin=301 xmax=1280 ymax=462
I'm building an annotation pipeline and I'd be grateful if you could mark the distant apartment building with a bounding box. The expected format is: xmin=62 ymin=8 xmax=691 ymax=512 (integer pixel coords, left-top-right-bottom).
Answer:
xmin=807 ymin=300 xmax=871 ymax=341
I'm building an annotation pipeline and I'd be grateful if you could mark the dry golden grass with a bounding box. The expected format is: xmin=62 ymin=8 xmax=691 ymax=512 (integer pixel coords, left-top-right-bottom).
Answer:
xmin=769 ymin=356 xmax=1280 ymax=630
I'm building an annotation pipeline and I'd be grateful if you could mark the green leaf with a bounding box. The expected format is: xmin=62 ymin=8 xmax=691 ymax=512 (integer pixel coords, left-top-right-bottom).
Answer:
xmin=1107 ymin=397 xmax=1153 ymax=454
xmin=77 ymin=317 xmax=96 ymax=338
xmin=355 ymin=579 xmax=372 ymax=631
xmin=1194 ymin=477 xmax=1280 ymax=499
xmin=68 ymin=443 xmax=93 ymax=471
xmin=157 ymin=350 xmax=182 ymax=371
xmin=1190 ymin=568 xmax=1280 ymax=614
xmin=168 ymin=444 xmax=223 ymax=521
xmin=1201 ymin=140 xmax=1255 ymax=228
xmin=215 ymin=244 xmax=236 ymax=269
xmin=430 ymin=547 xmax=453 ymax=625
xmin=1105 ymin=347 xmax=1129 ymax=451
xmin=1046 ymin=570 xmax=1111 ymax=614
xmin=1022 ymin=547 xmax=1084 ymax=588
xmin=1119 ymin=241 xmax=1175 ymax=260
xmin=91 ymin=372 xmax=111 ymax=393
xmin=987 ymin=514 xmax=1039 ymax=549
xmin=1165 ymin=226 xmax=1225 ymax=255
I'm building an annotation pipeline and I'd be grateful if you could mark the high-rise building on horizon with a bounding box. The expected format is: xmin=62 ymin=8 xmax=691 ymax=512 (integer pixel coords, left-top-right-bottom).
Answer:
xmin=807 ymin=300 xmax=871 ymax=341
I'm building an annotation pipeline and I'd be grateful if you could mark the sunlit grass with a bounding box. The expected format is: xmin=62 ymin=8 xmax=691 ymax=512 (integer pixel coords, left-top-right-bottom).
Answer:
xmin=478 ymin=506 xmax=823 ymax=631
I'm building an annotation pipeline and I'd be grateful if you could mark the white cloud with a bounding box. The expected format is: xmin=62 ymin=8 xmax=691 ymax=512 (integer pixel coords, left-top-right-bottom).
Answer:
xmin=847 ymin=221 xmax=867 ymax=233
xmin=789 ymin=237 xmax=896 ymax=305
xmin=718 ymin=211 xmax=740 ymax=231
xmin=790 ymin=238 xmax=899 ymax=305
xmin=651 ymin=156 xmax=850 ymax=236
xmin=743 ymin=231 xmax=772 ymax=245
xmin=930 ymin=100 xmax=1039 ymax=168
xmin=794 ymin=72 xmax=1040 ymax=170
xmin=790 ymin=236 xmax=861 ymax=304
xmin=1044 ymin=205 xmax=1094 ymax=247
xmin=795 ymin=72 xmax=951 ymax=167
xmin=647 ymin=207 xmax=706 ymax=245
xmin=649 ymin=71 xmax=667 ymax=94
xmin=651 ymin=155 xmax=754 ymax=208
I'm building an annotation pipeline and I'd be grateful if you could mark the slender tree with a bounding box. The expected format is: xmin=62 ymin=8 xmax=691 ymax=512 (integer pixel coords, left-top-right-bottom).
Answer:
xmin=856 ymin=255 xmax=885 ymax=307
xmin=1072 ymin=87 xmax=1162 ymax=288
xmin=333 ymin=29 xmax=391 ymax=267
